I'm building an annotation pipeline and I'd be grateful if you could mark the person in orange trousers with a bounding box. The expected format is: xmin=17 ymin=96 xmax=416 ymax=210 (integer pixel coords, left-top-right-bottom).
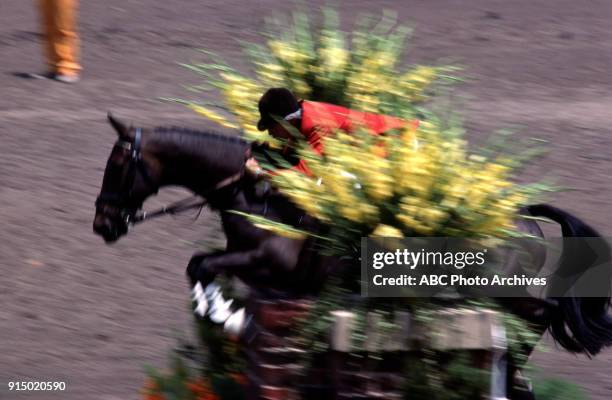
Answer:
xmin=37 ymin=0 xmax=81 ymax=83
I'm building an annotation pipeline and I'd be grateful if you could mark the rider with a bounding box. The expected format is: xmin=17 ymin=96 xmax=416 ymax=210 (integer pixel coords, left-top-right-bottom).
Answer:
xmin=246 ymin=87 xmax=418 ymax=177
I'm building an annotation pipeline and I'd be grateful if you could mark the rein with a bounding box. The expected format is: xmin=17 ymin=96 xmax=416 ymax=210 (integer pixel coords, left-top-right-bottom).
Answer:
xmin=131 ymin=169 xmax=243 ymax=225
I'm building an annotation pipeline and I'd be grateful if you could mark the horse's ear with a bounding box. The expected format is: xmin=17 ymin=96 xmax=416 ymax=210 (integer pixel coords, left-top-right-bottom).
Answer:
xmin=107 ymin=112 xmax=130 ymax=139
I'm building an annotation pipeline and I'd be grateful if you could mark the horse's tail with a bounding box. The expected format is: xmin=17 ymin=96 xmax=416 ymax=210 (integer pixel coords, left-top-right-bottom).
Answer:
xmin=527 ymin=204 xmax=612 ymax=356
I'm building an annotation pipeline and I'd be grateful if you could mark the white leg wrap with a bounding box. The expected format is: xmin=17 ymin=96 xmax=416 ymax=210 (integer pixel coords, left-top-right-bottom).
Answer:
xmin=191 ymin=282 xmax=209 ymax=317
xmin=191 ymin=282 xmax=204 ymax=301
xmin=191 ymin=282 xmax=245 ymax=330
xmin=224 ymin=308 xmax=246 ymax=336
xmin=205 ymin=282 xmax=225 ymax=302
xmin=209 ymin=294 xmax=234 ymax=323
xmin=194 ymin=298 xmax=209 ymax=317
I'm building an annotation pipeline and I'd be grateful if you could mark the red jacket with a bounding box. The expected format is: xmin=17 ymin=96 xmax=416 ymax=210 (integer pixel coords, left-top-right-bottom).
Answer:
xmin=288 ymin=100 xmax=418 ymax=175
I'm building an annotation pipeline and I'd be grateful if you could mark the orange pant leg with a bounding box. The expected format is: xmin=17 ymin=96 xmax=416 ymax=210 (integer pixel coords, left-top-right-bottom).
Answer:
xmin=40 ymin=0 xmax=81 ymax=75
xmin=39 ymin=0 xmax=58 ymax=69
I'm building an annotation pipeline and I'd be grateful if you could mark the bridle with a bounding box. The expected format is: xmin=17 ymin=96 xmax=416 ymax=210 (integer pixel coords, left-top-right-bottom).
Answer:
xmin=95 ymin=128 xmax=159 ymax=227
xmin=95 ymin=128 xmax=244 ymax=227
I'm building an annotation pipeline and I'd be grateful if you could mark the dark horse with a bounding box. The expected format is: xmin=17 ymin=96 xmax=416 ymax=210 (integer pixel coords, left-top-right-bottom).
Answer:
xmin=93 ymin=115 xmax=612 ymax=398
xmin=93 ymin=115 xmax=331 ymax=330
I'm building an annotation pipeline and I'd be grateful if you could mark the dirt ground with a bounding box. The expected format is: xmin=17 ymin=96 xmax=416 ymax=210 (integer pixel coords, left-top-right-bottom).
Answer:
xmin=1 ymin=1 xmax=611 ymax=399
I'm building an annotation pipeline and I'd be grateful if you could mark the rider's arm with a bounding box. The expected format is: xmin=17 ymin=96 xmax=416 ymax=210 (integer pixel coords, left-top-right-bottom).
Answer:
xmin=288 ymin=158 xmax=313 ymax=176
xmin=277 ymin=125 xmax=325 ymax=177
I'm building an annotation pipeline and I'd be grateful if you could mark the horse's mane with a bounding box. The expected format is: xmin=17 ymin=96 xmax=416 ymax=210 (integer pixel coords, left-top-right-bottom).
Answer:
xmin=153 ymin=125 xmax=248 ymax=145
xmin=149 ymin=126 xmax=250 ymax=173
xmin=153 ymin=125 xmax=248 ymax=154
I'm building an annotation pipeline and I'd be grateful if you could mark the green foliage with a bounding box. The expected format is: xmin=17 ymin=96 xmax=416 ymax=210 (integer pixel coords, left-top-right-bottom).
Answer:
xmin=533 ymin=377 xmax=588 ymax=400
xmin=142 ymin=354 xmax=220 ymax=400
xmin=403 ymin=351 xmax=491 ymax=400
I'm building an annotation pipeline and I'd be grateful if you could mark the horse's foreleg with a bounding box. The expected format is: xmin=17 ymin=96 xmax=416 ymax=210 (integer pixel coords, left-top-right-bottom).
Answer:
xmin=198 ymin=248 xmax=266 ymax=275
xmin=187 ymin=239 xmax=302 ymax=333
xmin=201 ymin=237 xmax=302 ymax=276
xmin=197 ymin=246 xmax=298 ymax=326
xmin=187 ymin=251 xmax=223 ymax=286
xmin=187 ymin=248 xmax=270 ymax=332
xmin=186 ymin=251 xmax=226 ymax=318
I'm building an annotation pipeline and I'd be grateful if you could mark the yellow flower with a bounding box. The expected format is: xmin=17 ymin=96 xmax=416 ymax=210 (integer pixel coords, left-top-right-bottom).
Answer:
xmin=340 ymin=205 xmax=361 ymax=222
xmin=253 ymin=222 xmax=307 ymax=240
xmin=291 ymin=79 xmax=312 ymax=98
xmin=188 ymin=104 xmax=239 ymax=129
xmin=399 ymin=66 xmax=438 ymax=101
xmin=180 ymin=15 xmax=548 ymax=246
xmin=372 ymin=224 xmax=404 ymax=238
xmin=318 ymin=35 xmax=348 ymax=74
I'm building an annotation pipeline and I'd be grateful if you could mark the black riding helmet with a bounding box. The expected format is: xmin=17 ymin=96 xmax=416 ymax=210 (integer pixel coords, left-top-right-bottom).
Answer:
xmin=257 ymin=88 xmax=300 ymax=131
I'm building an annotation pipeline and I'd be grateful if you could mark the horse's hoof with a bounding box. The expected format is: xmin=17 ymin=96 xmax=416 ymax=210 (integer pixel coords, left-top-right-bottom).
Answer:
xmin=224 ymin=308 xmax=246 ymax=336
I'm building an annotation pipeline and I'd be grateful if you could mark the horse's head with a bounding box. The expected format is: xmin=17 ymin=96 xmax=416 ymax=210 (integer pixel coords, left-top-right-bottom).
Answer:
xmin=93 ymin=114 xmax=161 ymax=243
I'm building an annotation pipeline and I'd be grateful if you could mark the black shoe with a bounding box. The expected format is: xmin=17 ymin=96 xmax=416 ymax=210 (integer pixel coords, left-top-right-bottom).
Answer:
xmin=16 ymin=71 xmax=79 ymax=83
